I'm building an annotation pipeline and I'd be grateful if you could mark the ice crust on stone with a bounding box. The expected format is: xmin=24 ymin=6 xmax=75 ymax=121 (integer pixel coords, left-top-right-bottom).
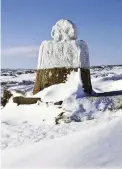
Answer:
xmin=37 ymin=40 xmax=90 ymax=69
xmin=37 ymin=19 xmax=90 ymax=69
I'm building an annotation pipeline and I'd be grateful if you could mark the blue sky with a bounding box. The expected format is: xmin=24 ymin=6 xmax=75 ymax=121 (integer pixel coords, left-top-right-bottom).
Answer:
xmin=1 ymin=0 xmax=122 ymax=68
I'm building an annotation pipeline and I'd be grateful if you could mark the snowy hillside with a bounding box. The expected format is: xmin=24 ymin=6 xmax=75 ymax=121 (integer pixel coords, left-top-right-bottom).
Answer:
xmin=1 ymin=65 xmax=122 ymax=169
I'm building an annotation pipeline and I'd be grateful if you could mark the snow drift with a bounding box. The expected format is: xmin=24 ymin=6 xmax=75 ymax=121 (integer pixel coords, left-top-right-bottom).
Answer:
xmin=34 ymin=69 xmax=84 ymax=102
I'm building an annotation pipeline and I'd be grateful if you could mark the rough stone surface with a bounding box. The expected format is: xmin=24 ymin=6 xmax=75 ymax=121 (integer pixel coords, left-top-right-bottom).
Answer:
xmin=13 ymin=96 xmax=41 ymax=105
xmin=33 ymin=19 xmax=92 ymax=95
xmin=33 ymin=68 xmax=92 ymax=95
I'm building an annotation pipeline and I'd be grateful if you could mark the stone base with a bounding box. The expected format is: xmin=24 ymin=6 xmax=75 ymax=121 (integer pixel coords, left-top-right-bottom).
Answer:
xmin=13 ymin=96 xmax=41 ymax=105
xmin=33 ymin=67 xmax=92 ymax=95
xmin=80 ymin=68 xmax=92 ymax=94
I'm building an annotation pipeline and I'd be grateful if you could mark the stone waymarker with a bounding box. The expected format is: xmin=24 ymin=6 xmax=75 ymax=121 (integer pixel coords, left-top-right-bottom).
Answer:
xmin=33 ymin=19 xmax=92 ymax=94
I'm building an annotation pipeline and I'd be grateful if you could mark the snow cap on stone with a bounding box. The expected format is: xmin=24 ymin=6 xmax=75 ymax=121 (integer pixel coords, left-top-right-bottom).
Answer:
xmin=51 ymin=19 xmax=77 ymax=41
xmin=37 ymin=19 xmax=90 ymax=69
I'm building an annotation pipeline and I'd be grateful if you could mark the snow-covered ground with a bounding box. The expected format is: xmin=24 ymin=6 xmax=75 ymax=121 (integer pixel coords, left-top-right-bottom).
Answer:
xmin=2 ymin=112 xmax=122 ymax=169
xmin=1 ymin=69 xmax=35 ymax=95
xmin=1 ymin=65 xmax=122 ymax=169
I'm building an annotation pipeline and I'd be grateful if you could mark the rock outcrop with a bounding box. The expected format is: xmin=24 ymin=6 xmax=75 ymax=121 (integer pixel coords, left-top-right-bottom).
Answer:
xmin=13 ymin=96 xmax=41 ymax=105
xmin=1 ymin=90 xmax=13 ymax=107
xmin=33 ymin=19 xmax=92 ymax=94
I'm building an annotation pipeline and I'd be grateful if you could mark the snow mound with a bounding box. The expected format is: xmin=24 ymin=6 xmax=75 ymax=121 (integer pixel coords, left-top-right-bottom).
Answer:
xmin=1 ymin=95 xmax=122 ymax=149
xmin=34 ymin=69 xmax=84 ymax=102
xmin=51 ymin=19 xmax=77 ymax=41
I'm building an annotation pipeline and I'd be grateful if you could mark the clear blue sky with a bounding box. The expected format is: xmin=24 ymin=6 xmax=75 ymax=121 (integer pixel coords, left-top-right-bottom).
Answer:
xmin=1 ymin=0 xmax=122 ymax=68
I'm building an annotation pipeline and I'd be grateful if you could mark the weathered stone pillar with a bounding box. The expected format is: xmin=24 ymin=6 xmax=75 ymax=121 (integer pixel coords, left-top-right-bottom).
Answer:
xmin=33 ymin=19 xmax=92 ymax=95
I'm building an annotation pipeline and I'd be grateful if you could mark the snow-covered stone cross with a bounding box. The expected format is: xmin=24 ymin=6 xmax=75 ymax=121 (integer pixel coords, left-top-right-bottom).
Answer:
xmin=33 ymin=19 xmax=92 ymax=94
